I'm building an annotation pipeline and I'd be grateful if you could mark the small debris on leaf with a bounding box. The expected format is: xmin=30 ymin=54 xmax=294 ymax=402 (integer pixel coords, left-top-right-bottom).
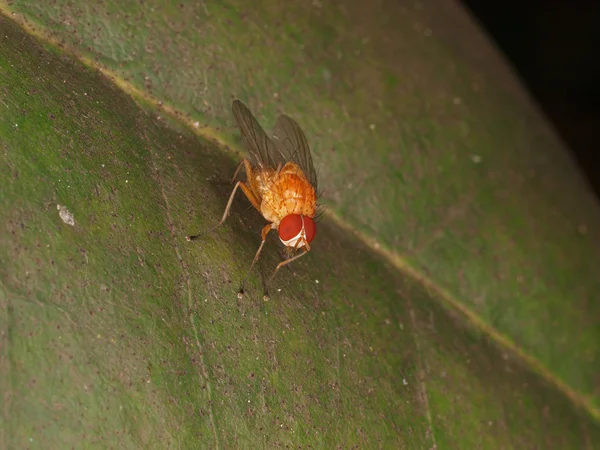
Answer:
xmin=57 ymin=204 xmax=75 ymax=226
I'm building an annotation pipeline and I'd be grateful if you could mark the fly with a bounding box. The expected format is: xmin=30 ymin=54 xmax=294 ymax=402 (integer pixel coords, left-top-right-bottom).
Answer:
xmin=186 ymin=99 xmax=321 ymax=299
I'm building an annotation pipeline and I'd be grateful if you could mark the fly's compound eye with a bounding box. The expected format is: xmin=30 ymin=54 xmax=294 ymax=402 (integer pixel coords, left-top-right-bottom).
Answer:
xmin=278 ymin=214 xmax=303 ymax=246
xmin=303 ymin=216 xmax=316 ymax=243
xmin=278 ymin=214 xmax=316 ymax=247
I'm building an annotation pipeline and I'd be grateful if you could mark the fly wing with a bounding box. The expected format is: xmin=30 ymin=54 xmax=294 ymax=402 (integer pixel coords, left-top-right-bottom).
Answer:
xmin=272 ymin=114 xmax=318 ymax=190
xmin=232 ymin=100 xmax=287 ymax=169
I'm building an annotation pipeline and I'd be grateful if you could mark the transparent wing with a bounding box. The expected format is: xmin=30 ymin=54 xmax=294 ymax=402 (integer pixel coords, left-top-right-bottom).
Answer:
xmin=272 ymin=114 xmax=318 ymax=190
xmin=232 ymin=100 xmax=287 ymax=169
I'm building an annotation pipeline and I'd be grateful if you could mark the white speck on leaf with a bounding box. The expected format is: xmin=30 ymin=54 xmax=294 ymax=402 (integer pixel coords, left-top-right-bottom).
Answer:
xmin=403 ymin=378 xmax=408 ymax=385
xmin=57 ymin=204 xmax=75 ymax=226
xmin=470 ymin=154 xmax=482 ymax=164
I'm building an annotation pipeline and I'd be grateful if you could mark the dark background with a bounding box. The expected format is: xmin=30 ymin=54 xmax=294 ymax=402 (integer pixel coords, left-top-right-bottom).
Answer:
xmin=462 ymin=1 xmax=600 ymax=200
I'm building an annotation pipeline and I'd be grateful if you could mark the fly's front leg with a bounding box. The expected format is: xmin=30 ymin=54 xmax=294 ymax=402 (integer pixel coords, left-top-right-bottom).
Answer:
xmin=263 ymin=248 xmax=310 ymax=300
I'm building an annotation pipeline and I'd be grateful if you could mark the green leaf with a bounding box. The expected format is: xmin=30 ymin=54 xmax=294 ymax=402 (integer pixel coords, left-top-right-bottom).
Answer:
xmin=0 ymin=2 xmax=599 ymax=449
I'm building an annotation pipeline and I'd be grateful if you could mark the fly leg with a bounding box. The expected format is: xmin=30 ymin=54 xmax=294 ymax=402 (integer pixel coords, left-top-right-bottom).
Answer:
xmin=263 ymin=248 xmax=310 ymax=300
xmin=186 ymin=159 xmax=261 ymax=241
xmin=281 ymin=240 xmax=311 ymax=276
xmin=238 ymin=224 xmax=272 ymax=299
xmin=207 ymin=159 xmax=246 ymax=186
xmin=186 ymin=181 xmax=244 ymax=240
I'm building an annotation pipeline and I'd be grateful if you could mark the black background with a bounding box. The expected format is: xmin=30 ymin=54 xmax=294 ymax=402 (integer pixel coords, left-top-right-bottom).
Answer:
xmin=462 ymin=1 xmax=600 ymax=200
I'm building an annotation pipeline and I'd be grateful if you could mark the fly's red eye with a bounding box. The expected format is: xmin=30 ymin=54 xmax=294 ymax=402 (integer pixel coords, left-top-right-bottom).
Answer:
xmin=303 ymin=216 xmax=316 ymax=243
xmin=278 ymin=214 xmax=303 ymax=241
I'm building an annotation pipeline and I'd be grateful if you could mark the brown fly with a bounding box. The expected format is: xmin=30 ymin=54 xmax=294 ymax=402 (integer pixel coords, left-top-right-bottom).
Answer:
xmin=186 ymin=99 xmax=320 ymax=298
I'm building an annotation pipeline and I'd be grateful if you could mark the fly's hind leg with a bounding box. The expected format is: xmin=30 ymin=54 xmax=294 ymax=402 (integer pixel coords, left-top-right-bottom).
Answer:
xmin=186 ymin=159 xmax=261 ymax=241
xmin=231 ymin=159 xmax=263 ymax=214
xmin=186 ymin=180 xmax=244 ymax=240
xmin=238 ymin=182 xmax=261 ymax=213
